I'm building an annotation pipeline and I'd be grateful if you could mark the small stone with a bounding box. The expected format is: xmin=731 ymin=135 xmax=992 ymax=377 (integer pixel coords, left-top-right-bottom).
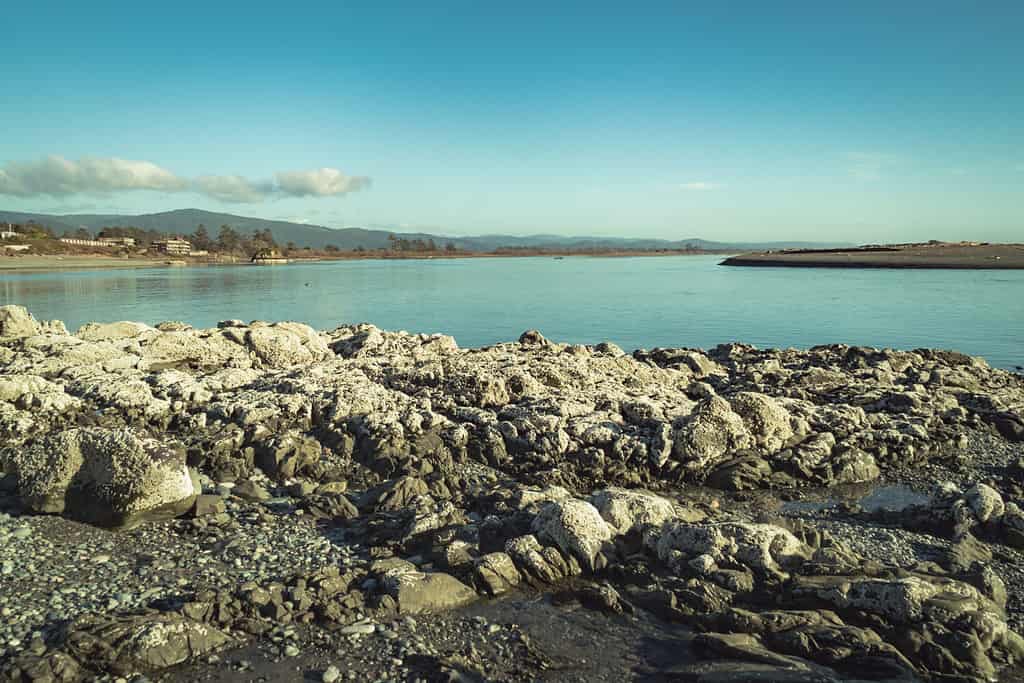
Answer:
xmin=322 ymin=665 xmax=341 ymax=683
xmin=284 ymin=644 xmax=300 ymax=657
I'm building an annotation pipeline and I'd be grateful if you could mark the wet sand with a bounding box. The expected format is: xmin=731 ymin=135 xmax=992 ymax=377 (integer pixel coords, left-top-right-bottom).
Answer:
xmin=721 ymin=242 xmax=1024 ymax=269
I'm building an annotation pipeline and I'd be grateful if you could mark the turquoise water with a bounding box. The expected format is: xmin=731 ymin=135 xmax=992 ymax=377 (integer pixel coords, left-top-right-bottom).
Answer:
xmin=2 ymin=256 xmax=1022 ymax=369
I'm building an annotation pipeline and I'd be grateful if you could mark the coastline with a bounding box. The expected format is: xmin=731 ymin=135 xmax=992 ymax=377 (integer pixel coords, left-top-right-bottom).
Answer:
xmin=721 ymin=242 xmax=1024 ymax=269
xmin=0 ymin=249 xmax=732 ymax=273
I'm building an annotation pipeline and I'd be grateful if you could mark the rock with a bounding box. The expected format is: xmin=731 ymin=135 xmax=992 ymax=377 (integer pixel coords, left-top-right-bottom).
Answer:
xmin=322 ymin=664 xmax=341 ymax=683
xmin=532 ymin=498 xmax=615 ymax=572
xmin=729 ymin=392 xmax=793 ymax=453
xmin=472 ymin=552 xmax=522 ymax=596
xmin=964 ymin=483 xmax=1004 ymax=523
xmin=673 ymin=396 xmax=751 ymax=473
xmin=0 ymin=305 xmax=42 ymax=339
xmin=76 ymin=321 xmax=154 ymax=341
xmin=381 ymin=569 xmax=478 ymax=614
xmin=233 ymin=480 xmax=271 ymax=502
xmin=655 ymin=521 xmax=809 ymax=577
xmin=191 ymin=494 xmax=226 ymax=517
xmin=518 ymin=329 xmax=550 ymax=346
xmin=64 ymin=612 xmax=231 ymax=675
xmin=506 ymin=535 xmax=581 ymax=584
xmin=707 ymin=456 xmax=773 ymax=491
xmin=254 ymin=432 xmax=321 ymax=480
xmin=587 ymin=487 xmax=679 ymax=536
xmin=1 ymin=428 xmax=196 ymax=528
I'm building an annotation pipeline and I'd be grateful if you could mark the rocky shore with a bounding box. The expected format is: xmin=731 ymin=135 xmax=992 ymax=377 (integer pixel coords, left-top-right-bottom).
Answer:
xmin=2 ymin=304 xmax=1024 ymax=682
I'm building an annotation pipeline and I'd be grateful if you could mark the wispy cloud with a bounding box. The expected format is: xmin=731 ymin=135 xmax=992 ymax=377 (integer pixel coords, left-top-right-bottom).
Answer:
xmin=846 ymin=151 xmax=900 ymax=181
xmin=0 ymin=155 xmax=371 ymax=203
xmin=680 ymin=181 xmax=722 ymax=191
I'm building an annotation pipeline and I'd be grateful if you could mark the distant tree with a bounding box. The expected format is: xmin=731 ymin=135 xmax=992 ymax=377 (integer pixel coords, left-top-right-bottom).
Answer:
xmin=286 ymin=241 xmax=296 ymax=251
xmin=67 ymin=227 xmax=91 ymax=239
xmin=445 ymin=241 xmax=457 ymax=252
xmin=191 ymin=224 xmax=211 ymax=250
xmin=426 ymin=238 xmax=437 ymax=251
xmin=217 ymin=224 xmax=240 ymax=252
xmin=324 ymin=244 xmax=340 ymax=253
xmin=354 ymin=245 xmax=365 ymax=253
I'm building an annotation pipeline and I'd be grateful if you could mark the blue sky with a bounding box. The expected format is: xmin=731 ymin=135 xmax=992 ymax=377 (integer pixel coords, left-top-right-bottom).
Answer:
xmin=1 ymin=1 xmax=1021 ymax=242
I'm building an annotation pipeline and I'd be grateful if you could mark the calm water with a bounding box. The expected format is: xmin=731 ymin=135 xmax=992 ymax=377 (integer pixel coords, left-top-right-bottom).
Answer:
xmin=2 ymin=256 xmax=1022 ymax=369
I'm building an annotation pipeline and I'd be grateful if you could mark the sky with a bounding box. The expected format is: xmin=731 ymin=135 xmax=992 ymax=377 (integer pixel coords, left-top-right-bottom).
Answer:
xmin=1 ymin=1 xmax=1022 ymax=243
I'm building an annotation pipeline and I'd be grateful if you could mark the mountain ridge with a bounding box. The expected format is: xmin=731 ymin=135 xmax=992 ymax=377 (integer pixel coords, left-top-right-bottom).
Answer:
xmin=0 ymin=208 xmax=851 ymax=252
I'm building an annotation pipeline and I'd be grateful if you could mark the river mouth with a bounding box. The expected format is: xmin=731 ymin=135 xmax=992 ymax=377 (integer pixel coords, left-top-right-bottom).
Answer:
xmin=780 ymin=482 xmax=931 ymax=515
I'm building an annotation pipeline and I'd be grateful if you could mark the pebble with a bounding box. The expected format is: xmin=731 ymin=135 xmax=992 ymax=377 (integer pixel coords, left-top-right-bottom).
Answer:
xmin=322 ymin=664 xmax=341 ymax=683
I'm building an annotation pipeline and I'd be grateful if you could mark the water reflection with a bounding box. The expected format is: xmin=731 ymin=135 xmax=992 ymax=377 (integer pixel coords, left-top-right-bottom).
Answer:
xmin=2 ymin=256 xmax=1022 ymax=369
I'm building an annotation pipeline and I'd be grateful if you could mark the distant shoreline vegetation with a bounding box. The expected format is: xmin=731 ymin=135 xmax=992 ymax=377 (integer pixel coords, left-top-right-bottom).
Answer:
xmin=0 ymin=219 xmax=737 ymax=263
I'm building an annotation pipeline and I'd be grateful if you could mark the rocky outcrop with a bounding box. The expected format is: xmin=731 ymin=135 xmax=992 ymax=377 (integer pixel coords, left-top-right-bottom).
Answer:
xmin=1 ymin=427 xmax=197 ymax=528
xmin=2 ymin=310 xmax=1024 ymax=681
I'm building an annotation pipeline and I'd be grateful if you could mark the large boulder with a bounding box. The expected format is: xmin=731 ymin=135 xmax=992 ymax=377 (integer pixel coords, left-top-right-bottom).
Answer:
xmin=245 ymin=324 xmax=328 ymax=368
xmin=587 ymin=487 xmax=682 ymax=536
xmin=0 ymin=305 xmax=41 ymax=339
xmin=673 ymin=396 xmax=751 ymax=473
xmin=1 ymin=428 xmax=197 ymax=528
xmin=532 ymin=498 xmax=614 ymax=571
xmin=729 ymin=392 xmax=794 ymax=453
xmin=380 ymin=568 xmax=478 ymax=614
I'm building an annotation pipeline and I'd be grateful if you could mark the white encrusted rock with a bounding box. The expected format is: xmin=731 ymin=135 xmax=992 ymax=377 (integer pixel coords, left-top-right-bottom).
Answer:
xmin=532 ymin=498 xmax=614 ymax=572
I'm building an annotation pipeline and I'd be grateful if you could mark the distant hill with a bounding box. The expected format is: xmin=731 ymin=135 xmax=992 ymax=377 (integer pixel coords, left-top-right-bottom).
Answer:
xmin=0 ymin=208 xmax=849 ymax=252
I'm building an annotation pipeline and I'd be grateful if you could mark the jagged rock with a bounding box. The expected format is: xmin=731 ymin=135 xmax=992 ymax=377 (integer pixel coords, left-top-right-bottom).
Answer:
xmin=587 ymin=487 xmax=681 ymax=536
xmin=729 ymin=392 xmax=793 ymax=453
xmin=1 ymin=428 xmax=196 ymax=528
xmin=0 ymin=305 xmax=42 ymax=339
xmin=472 ymin=552 xmax=521 ymax=596
xmin=673 ymin=396 xmax=751 ymax=473
xmin=362 ymin=476 xmax=430 ymax=512
xmin=506 ymin=534 xmax=581 ymax=584
xmin=64 ymin=612 xmax=230 ymax=675
xmin=964 ymin=483 xmax=1005 ymax=523
xmin=654 ymin=521 xmax=810 ymax=577
xmin=532 ymin=498 xmax=615 ymax=572
xmin=254 ymin=432 xmax=321 ymax=480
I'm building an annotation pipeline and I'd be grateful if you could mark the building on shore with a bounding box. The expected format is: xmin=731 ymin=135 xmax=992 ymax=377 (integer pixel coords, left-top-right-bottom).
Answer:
xmin=189 ymin=249 xmax=210 ymax=257
xmin=152 ymin=238 xmax=193 ymax=256
xmin=59 ymin=237 xmax=108 ymax=247
xmin=251 ymin=248 xmax=289 ymax=265
xmin=97 ymin=236 xmax=136 ymax=247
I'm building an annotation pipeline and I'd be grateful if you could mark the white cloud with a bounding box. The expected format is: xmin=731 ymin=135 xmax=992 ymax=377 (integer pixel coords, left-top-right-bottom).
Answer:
xmin=0 ymin=156 xmax=371 ymax=203
xmin=275 ymin=167 xmax=371 ymax=197
xmin=193 ymin=174 xmax=274 ymax=203
xmin=680 ymin=181 xmax=721 ymax=191
xmin=0 ymin=155 xmax=187 ymax=196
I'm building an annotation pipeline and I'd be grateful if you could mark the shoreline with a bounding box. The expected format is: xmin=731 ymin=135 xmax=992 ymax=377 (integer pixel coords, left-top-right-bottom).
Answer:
xmin=2 ymin=306 xmax=1024 ymax=681
xmin=721 ymin=242 xmax=1024 ymax=269
xmin=0 ymin=249 xmax=733 ymax=273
